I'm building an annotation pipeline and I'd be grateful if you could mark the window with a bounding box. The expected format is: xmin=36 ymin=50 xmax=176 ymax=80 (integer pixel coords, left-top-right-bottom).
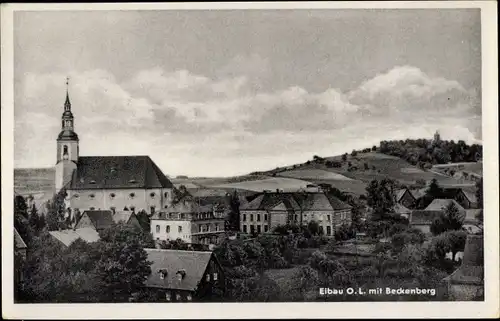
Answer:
xmin=257 ymin=214 xmax=261 ymax=222
xmin=180 ymin=213 xmax=185 ymax=219
xmin=206 ymin=224 xmax=210 ymax=232
xmin=166 ymin=225 xmax=170 ymax=233
xmin=90 ymin=207 xmax=95 ymax=210
xmin=156 ymin=225 xmax=160 ymax=233
xmin=63 ymin=145 xmax=68 ymax=154
xmin=264 ymin=214 xmax=268 ymax=221
xmin=89 ymin=180 xmax=96 ymax=184
xmin=165 ymin=292 xmax=171 ymax=301
xmin=186 ymin=294 xmax=192 ymax=301
xmin=327 ymin=215 xmax=331 ymax=221
xmin=250 ymin=225 xmax=255 ymax=234
xmin=175 ymin=294 xmax=181 ymax=301
xmin=243 ymin=225 xmax=247 ymax=233
xmin=150 ymin=206 xmax=155 ymax=214
xmin=215 ymin=224 xmax=219 ymax=231
xmin=243 ymin=214 xmax=246 ymax=221
xmin=250 ymin=214 xmax=254 ymax=222
xmin=206 ymin=274 xmax=210 ymax=281
xmin=150 ymin=192 xmax=156 ymax=198
xmin=264 ymin=225 xmax=269 ymax=232
xmin=164 ymin=192 xmax=169 ymax=198
xmin=178 ymin=226 xmax=182 ymax=233
xmin=89 ymin=194 xmax=95 ymax=199
xmin=199 ymin=225 xmax=203 ymax=233
xmin=74 ymin=194 xmax=79 ymax=198
xmin=257 ymin=225 xmax=261 ymax=234
xmin=213 ymin=272 xmax=218 ymax=281
xmin=294 ymin=215 xmax=298 ymax=222
xmin=160 ymin=273 xmax=165 ymax=280
xmin=110 ymin=193 xmax=115 ymax=199
xmin=327 ymin=226 xmax=332 ymax=236
xmin=129 ymin=193 xmax=135 ymax=198
xmin=128 ymin=179 xmax=137 ymax=184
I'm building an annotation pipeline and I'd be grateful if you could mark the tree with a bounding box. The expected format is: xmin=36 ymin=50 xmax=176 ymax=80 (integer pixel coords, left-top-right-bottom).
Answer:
xmin=341 ymin=153 xmax=347 ymax=162
xmin=28 ymin=203 xmax=45 ymax=234
xmin=426 ymin=179 xmax=443 ymax=198
xmin=135 ymin=209 xmax=151 ymax=231
xmin=46 ymin=191 xmax=67 ymax=231
xmin=363 ymin=162 xmax=370 ymax=170
xmin=351 ymin=150 xmax=358 ymax=157
xmin=293 ymin=189 xmax=309 ymax=227
xmin=306 ymin=221 xmax=320 ymax=236
xmin=365 ymin=179 xmax=397 ymax=219
xmin=228 ymin=190 xmax=241 ymax=231
xmin=292 ymin=265 xmax=319 ymax=299
xmin=94 ymin=223 xmax=153 ymax=302
xmin=476 ymin=178 xmax=483 ymax=209
xmin=430 ymin=202 xmax=463 ymax=235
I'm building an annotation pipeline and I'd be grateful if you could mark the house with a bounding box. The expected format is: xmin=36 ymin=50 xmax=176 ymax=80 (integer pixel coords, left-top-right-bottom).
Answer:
xmin=395 ymin=188 xmax=416 ymax=209
xmin=462 ymin=209 xmax=483 ymax=234
xmin=394 ymin=203 xmax=411 ymax=219
xmin=14 ymin=228 xmax=27 ymax=260
xmin=53 ymin=82 xmax=175 ymax=220
xmin=239 ymin=191 xmax=352 ymax=236
xmin=440 ymin=187 xmax=473 ymax=209
xmin=48 ymin=227 xmax=101 ymax=247
xmin=409 ymin=210 xmax=444 ymax=234
xmin=444 ymin=234 xmax=484 ymax=300
xmin=424 ymin=199 xmax=466 ymax=217
xmin=150 ymin=199 xmax=226 ymax=247
xmin=142 ymin=249 xmax=225 ymax=302
xmin=75 ymin=209 xmax=141 ymax=231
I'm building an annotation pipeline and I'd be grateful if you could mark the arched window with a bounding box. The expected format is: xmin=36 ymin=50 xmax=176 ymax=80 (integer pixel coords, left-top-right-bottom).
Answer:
xmin=150 ymin=192 xmax=155 ymax=198
xmin=110 ymin=193 xmax=115 ymax=199
xmin=63 ymin=145 xmax=68 ymax=154
xmin=166 ymin=225 xmax=170 ymax=233
xmin=156 ymin=225 xmax=160 ymax=233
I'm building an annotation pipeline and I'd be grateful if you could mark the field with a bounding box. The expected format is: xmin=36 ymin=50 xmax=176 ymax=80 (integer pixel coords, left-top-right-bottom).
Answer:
xmin=208 ymin=177 xmax=314 ymax=192
xmin=278 ymin=169 xmax=353 ymax=181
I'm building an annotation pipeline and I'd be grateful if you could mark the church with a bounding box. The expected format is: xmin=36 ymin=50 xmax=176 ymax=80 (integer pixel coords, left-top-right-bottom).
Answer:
xmin=55 ymin=80 xmax=175 ymax=220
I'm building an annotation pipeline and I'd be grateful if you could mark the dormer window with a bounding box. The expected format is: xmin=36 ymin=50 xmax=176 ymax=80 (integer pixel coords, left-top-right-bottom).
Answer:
xmin=89 ymin=194 xmax=95 ymax=199
xmin=89 ymin=180 xmax=96 ymax=185
xmin=110 ymin=167 xmax=117 ymax=175
xmin=176 ymin=269 xmax=186 ymax=280
xmin=129 ymin=193 xmax=135 ymax=198
xmin=110 ymin=193 xmax=115 ymax=199
xmin=186 ymin=294 xmax=192 ymax=301
xmin=128 ymin=179 xmax=137 ymax=184
xmin=74 ymin=194 xmax=79 ymax=198
xmin=150 ymin=192 xmax=156 ymax=198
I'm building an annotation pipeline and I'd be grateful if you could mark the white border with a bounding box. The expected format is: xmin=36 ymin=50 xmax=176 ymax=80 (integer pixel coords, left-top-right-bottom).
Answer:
xmin=2 ymin=1 xmax=498 ymax=319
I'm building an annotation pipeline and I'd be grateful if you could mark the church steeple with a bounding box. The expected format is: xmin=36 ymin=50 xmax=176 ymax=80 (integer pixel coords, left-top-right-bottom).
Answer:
xmin=64 ymin=77 xmax=71 ymax=112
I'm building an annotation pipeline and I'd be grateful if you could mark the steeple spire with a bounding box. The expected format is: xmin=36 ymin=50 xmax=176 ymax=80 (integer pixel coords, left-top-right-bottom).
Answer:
xmin=64 ymin=77 xmax=71 ymax=111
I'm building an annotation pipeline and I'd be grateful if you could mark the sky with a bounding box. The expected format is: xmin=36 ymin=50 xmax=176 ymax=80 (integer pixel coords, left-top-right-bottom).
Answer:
xmin=14 ymin=9 xmax=482 ymax=177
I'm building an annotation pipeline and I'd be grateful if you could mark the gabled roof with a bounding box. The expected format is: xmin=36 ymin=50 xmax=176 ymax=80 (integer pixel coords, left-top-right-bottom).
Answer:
xmin=394 ymin=203 xmax=411 ymax=214
xmin=425 ymin=199 xmax=465 ymax=212
xmin=462 ymin=191 xmax=477 ymax=203
xmin=240 ymin=192 xmax=351 ymax=212
xmin=14 ymin=228 xmax=27 ymax=250
xmin=410 ymin=188 xmax=427 ymax=200
xmin=112 ymin=211 xmax=135 ymax=224
xmin=69 ymin=156 xmax=173 ymax=190
xmin=144 ymin=249 xmax=214 ymax=291
xmin=395 ymin=188 xmax=414 ymax=202
xmin=410 ymin=210 xmax=443 ymax=225
xmin=49 ymin=227 xmax=100 ymax=247
xmin=81 ymin=210 xmax=115 ymax=230
xmin=165 ymin=200 xmax=213 ymax=214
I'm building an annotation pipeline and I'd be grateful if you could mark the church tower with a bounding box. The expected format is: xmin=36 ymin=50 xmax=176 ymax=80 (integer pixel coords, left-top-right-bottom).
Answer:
xmin=55 ymin=78 xmax=79 ymax=192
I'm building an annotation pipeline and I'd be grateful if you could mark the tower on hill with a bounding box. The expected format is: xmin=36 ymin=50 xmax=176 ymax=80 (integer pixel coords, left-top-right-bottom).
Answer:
xmin=433 ymin=130 xmax=441 ymax=145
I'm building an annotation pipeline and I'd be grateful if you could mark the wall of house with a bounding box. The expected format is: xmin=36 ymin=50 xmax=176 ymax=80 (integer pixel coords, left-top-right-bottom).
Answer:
xmin=55 ymin=160 xmax=77 ymax=192
xmin=400 ymin=192 xmax=416 ymax=209
xmin=240 ymin=210 xmax=269 ymax=234
xmin=151 ymin=219 xmax=193 ymax=243
xmin=128 ymin=215 xmax=142 ymax=230
xmin=197 ymin=257 xmax=225 ymax=300
xmin=191 ymin=219 xmax=226 ymax=245
xmin=66 ymin=188 xmax=173 ymax=214
xmin=268 ymin=210 xmax=287 ymax=231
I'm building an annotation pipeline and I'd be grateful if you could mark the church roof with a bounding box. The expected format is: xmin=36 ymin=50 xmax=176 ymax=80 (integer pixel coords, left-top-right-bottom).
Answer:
xmin=69 ymin=156 xmax=173 ymax=190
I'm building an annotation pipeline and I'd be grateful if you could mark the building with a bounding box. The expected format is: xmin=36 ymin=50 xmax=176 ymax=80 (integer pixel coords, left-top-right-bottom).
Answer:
xmin=150 ymin=199 xmax=226 ymax=247
xmin=14 ymin=228 xmax=27 ymax=260
xmin=424 ymin=199 xmax=466 ymax=217
xmin=75 ymin=209 xmax=141 ymax=231
xmin=53 ymin=80 xmax=175 ymax=220
xmin=394 ymin=188 xmax=416 ymax=209
xmin=240 ymin=191 xmax=352 ymax=236
xmin=408 ymin=210 xmax=443 ymax=234
xmin=440 ymin=187 xmax=474 ymax=209
xmin=394 ymin=203 xmax=411 ymax=219
xmin=142 ymin=249 xmax=225 ymax=302
xmin=444 ymin=234 xmax=484 ymax=300
xmin=48 ymin=227 xmax=101 ymax=247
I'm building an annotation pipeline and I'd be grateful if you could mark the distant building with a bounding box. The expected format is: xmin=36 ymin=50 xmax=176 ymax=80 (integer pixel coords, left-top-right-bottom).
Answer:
xmin=440 ymin=187 xmax=474 ymax=209
xmin=53 ymin=81 xmax=175 ymax=221
xmin=75 ymin=209 xmax=141 ymax=231
xmin=433 ymin=130 xmax=441 ymax=145
xmin=395 ymin=188 xmax=416 ymax=209
xmin=48 ymin=227 xmax=101 ymax=247
xmin=444 ymin=234 xmax=484 ymax=300
xmin=150 ymin=200 xmax=226 ymax=247
xmin=239 ymin=191 xmax=352 ymax=236
xmin=142 ymin=249 xmax=225 ymax=302
xmin=409 ymin=210 xmax=443 ymax=234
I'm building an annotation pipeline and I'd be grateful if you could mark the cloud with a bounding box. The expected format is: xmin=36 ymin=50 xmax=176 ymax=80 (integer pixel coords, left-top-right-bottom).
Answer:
xmin=14 ymin=64 xmax=482 ymax=175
